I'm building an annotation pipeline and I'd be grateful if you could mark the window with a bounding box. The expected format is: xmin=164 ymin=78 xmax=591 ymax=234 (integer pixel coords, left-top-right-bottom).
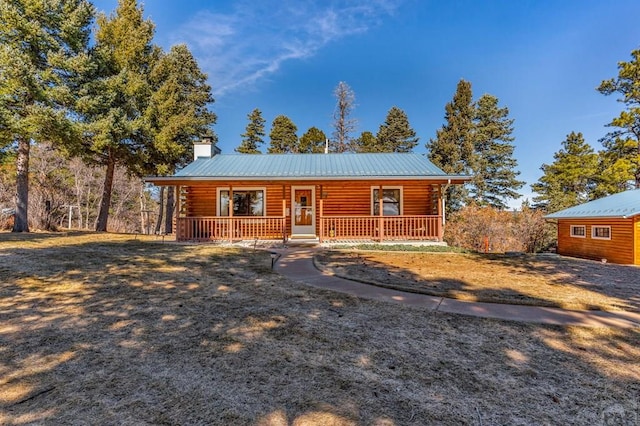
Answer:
xmin=570 ymin=225 xmax=586 ymax=238
xmin=372 ymin=187 xmax=402 ymax=216
xmin=591 ymin=226 xmax=611 ymax=240
xmin=218 ymin=188 xmax=265 ymax=216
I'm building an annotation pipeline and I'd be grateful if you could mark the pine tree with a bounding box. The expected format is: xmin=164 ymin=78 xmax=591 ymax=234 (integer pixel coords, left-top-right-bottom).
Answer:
xmin=427 ymin=79 xmax=475 ymax=213
xmin=594 ymin=138 xmax=637 ymax=196
xmin=267 ymin=115 xmax=298 ymax=153
xmin=75 ymin=0 xmax=156 ymax=231
xmin=144 ymin=43 xmax=216 ymax=233
xmin=299 ymin=127 xmax=327 ymax=153
xmin=352 ymin=131 xmax=378 ymax=153
xmin=145 ymin=44 xmax=216 ymax=175
xmin=331 ymin=81 xmax=357 ymax=152
xmin=471 ymin=94 xmax=524 ymax=209
xmin=531 ymin=132 xmax=599 ymax=212
xmin=237 ymin=108 xmax=265 ymax=154
xmin=598 ymin=48 xmax=640 ymax=188
xmin=376 ymin=106 xmax=419 ymax=152
xmin=0 ymin=0 xmax=94 ymax=232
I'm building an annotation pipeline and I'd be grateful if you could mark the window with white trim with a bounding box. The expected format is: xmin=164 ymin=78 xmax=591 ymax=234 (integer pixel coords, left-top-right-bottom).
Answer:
xmin=570 ymin=225 xmax=586 ymax=238
xmin=371 ymin=187 xmax=402 ymax=216
xmin=218 ymin=188 xmax=265 ymax=216
xmin=591 ymin=226 xmax=611 ymax=240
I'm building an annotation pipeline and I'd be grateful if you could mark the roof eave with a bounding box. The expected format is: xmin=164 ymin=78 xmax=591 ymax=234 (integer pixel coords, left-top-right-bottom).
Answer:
xmin=544 ymin=213 xmax=640 ymax=220
xmin=145 ymin=175 xmax=472 ymax=184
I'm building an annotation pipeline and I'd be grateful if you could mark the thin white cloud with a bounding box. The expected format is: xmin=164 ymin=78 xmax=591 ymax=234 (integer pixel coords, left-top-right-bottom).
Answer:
xmin=171 ymin=0 xmax=402 ymax=97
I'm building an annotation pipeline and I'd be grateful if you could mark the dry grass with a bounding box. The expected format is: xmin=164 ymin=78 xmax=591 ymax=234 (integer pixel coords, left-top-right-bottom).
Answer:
xmin=315 ymin=250 xmax=640 ymax=312
xmin=1 ymin=232 xmax=639 ymax=425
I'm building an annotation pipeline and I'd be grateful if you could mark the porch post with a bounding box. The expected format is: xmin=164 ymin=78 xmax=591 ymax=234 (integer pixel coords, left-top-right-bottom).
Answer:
xmin=282 ymin=199 xmax=287 ymax=243
xmin=229 ymin=185 xmax=233 ymax=243
xmin=378 ymin=185 xmax=384 ymax=242
xmin=175 ymin=185 xmax=182 ymax=240
xmin=437 ymin=185 xmax=443 ymax=242
xmin=319 ymin=199 xmax=324 ymax=243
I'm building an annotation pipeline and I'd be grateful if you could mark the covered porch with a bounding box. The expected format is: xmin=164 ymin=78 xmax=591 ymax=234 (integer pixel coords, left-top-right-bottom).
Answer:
xmin=175 ymin=198 xmax=443 ymax=243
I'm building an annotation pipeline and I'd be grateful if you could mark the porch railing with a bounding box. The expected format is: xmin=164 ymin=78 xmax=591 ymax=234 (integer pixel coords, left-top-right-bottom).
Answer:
xmin=319 ymin=215 xmax=442 ymax=242
xmin=176 ymin=215 xmax=442 ymax=243
xmin=176 ymin=216 xmax=286 ymax=242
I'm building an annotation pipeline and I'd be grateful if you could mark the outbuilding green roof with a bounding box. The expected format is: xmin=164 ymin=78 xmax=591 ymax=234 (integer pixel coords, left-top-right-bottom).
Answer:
xmin=167 ymin=153 xmax=469 ymax=181
xmin=544 ymin=189 xmax=640 ymax=219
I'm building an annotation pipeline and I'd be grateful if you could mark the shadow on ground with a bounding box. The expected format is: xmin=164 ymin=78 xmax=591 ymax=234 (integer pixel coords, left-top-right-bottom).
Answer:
xmin=314 ymin=249 xmax=640 ymax=312
xmin=0 ymin=232 xmax=638 ymax=424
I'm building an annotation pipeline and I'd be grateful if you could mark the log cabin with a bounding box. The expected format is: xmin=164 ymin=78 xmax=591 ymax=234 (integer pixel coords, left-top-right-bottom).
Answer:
xmin=545 ymin=189 xmax=640 ymax=265
xmin=145 ymin=140 xmax=470 ymax=243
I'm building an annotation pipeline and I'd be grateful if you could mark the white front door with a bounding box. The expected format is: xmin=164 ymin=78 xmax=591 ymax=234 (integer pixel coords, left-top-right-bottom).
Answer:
xmin=291 ymin=186 xmax=315 ymax=236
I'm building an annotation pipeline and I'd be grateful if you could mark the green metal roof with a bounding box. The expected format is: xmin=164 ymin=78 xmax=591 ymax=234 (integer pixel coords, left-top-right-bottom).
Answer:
xmin=168 ymin=153 xmax=469 ymax=181
xmin=545 ymin=189 xmax=640 ymax=219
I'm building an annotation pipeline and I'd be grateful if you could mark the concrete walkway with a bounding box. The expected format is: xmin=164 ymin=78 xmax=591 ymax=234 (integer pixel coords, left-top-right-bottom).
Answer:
xmin=273 ymin=247 xmax=640 ymax=329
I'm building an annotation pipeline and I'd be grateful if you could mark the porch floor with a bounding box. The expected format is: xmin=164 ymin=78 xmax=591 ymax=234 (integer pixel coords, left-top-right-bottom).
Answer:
xmin=319 ymin=239 xmax=448 ymax=247
xmin=202 ymin=238 xmax=449 ymax=249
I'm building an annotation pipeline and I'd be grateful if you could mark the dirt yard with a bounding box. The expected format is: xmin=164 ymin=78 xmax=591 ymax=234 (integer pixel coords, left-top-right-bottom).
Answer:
xmin=315 ymin=250 xmax=640 ymax=312
xmin=1 ymin=233 xmax=639 ymax=425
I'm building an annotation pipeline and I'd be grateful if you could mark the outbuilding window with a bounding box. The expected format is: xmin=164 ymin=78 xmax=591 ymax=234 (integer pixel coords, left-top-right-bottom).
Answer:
xmin=591 ymin=226 xmax=611 ymax=240
xmin=570 ymin=225 xmax=586 ymax=238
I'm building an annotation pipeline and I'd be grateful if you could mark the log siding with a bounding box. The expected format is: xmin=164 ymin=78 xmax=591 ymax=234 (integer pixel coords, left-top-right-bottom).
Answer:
xmin=635 ymin=217 xmax=640 ymax=265
xmin=557 ymin=218 xmax=637 ymax=265
xmin=176 ymin=179 xmax=443 ymax=241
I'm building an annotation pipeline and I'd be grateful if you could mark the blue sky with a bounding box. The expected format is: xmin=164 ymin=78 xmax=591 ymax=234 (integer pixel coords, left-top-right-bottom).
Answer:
xmin=93 ymin=0 xmax=640 ymax=206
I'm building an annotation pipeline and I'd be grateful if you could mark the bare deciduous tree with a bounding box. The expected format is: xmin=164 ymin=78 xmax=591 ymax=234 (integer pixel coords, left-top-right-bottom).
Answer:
xmin=331 ymin=82 xmax=357 ymax=152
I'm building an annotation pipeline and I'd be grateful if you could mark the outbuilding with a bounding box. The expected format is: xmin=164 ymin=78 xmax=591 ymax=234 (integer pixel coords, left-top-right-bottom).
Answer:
xmin=545 ymin=189 xmax=640 ymax=265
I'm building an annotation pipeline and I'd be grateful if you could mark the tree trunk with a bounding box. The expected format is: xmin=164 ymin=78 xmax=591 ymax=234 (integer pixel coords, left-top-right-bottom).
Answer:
xmin=154 ymin=186 xmax=165 ymax=234
xmin=165 ymin=186 xmax=174 ymax=234
xmin=12 ymin=137 xmax=30 ymax=232
xmin=139 ymin=188 xmax=146 ymax=233
xmin=636 ymin=141 xmax=640 ymax=189
xmin=95 ymin=154 xmax=116 ymax=232
xmin=85 ymin=193 xmax=91 ymax=229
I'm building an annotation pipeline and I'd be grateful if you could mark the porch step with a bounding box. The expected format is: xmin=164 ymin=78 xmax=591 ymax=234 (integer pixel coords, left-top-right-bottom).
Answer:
xmin=289 ymin=234 xmax=317 ymax=240
xmin=287 ymin=236 xmax=320 ymax=246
